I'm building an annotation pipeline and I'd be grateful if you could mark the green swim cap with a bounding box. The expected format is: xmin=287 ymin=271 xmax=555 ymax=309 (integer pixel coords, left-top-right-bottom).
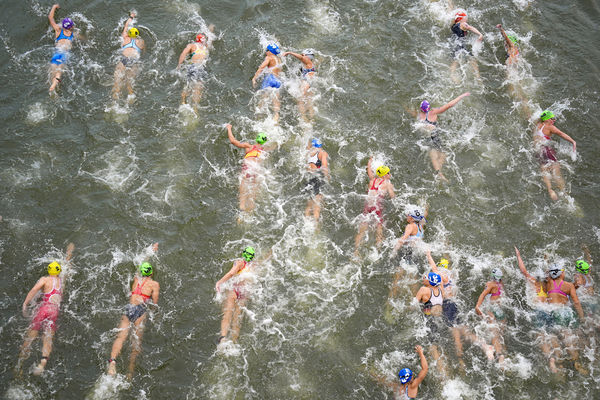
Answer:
xmin=242 ymin=246 xmax=255 ymax=261
xmin=507 ymin=35 xmax=518 ymax=44
xmin=140 ymin=262 xmax=153 ymax=276
xmin=540 ymin=110 xmax=555 ymax=121
xmin=575 ymin=260 xmax=590 ymax=274
xmin=256 ymin=133 xmax=267 ymax=145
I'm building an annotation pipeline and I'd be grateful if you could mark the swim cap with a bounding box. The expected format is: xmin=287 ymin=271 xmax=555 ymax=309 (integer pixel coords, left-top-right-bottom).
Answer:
xmin=575 ymin=260 xmax=590 ymax=274
xmin=438 ymin=258 xmax=449 ymax=269
xmin=540 ymin=110 xmax=555 ymax=121
xmin=312 ymin=138 xmax=323 ymax=148
xmin=408 ymin=209 xmax=424 ymax=222
xmin=302 ymin=49 xmax=315 ymax=58
xmin=266 ymin=44 xmax=280 ymax=55
xmin=398 ymin=368 xmax=413 ymax=384
xmin=242 ymin=246 xmax=255 ymax=262
xmin=507 ymin=35 xmax=518 ymax=44
xmin=376 ymin=165 xmax=390 ymax=177
xmin=549 ymin=266 xmax=564 ymax=279
xmin=455 ymin=11 xmax=467 ymax=23
xmin=48 ymin=261 xmax=61 ymax=276
xmin=195 ymin=33 xmax=206 ymax=43
xmin=128 ymin=27 xmax=140 ymax=38
xmin=62 ymin=18 xmax=74 ymax=30
xmin=428 ymin=272 xmax=441 ymax=287
xmin=420 ymin=100 xmax=430 ymax=113
xmin=256 ymin=133 xmax=267 ymax=144
xmin=139 ymin=262 xmax=153 ymax=276
xmin=491 ymin=268 xmax=503 ymax=281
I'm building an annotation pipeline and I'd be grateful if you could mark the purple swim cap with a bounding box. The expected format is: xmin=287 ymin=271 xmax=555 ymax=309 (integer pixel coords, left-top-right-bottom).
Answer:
xmin=62 ymin=18 xmax=74 ymax=30
xmin=420 ymin=100 xmax=430 ymax=113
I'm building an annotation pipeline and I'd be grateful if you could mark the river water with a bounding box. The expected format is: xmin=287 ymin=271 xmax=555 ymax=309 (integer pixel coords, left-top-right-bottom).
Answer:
xmin=1 ymin=0 xmax=599 ymax=399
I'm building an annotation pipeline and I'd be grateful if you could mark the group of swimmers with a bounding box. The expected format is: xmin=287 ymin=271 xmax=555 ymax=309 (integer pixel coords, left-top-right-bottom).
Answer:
xmin=19 ymin=3 xmax=591 ymax=397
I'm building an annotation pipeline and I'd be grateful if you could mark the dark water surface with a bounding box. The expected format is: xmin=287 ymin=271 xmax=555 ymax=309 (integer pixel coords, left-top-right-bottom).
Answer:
xmin=1 ymin=0 xmax=599 ymax=399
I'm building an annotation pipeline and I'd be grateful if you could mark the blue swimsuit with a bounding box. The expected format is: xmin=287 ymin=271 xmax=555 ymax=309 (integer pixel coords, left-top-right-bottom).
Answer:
xmin=261 ymin=73 xmax=282 ymax=89
xmin=51 ymin=30 xmax=73 ymax=65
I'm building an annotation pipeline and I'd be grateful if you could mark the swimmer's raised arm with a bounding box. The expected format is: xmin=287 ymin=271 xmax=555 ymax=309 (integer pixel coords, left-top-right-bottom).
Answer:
xmin=403 ymin=104 xmax=417 ymax=118
xmin=548 ymin=125 xmax=576 ymax=152
xmin=426 ymin=250 xmax=438 ymax=272
xmin=282 ymin=51 xmax=311 ymax=64
xmin=435 ymin=92 xmax=470 ymax=115
xmin=121 ymin=12 xmax=136 ymax=39
xmin=366 ymin=157 xmax=375 ymax=180
xmin=411 ymin=345 xmax=428 ymax=387
xmin=514 ymin=246 xmax=536 ymax=285
xmin=462 ymin=22 xmax=483 ymax=41
xmin=252 ymin=58 xmax=270 ymax=88
xmin=48 ymin=4 xmax=61 ymax=33
xmin=496 ymin=24 xmax=515 ymax=51
xmin=582 ymin=244 xmax=592 ymax=265
xmin=475 ymin=283 xmax=493 ymax=315
xmin=226 ymin=124 xmax=250 ymax=149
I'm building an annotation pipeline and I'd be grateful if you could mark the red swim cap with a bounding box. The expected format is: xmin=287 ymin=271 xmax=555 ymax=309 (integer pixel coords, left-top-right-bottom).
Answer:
xmin=455 ymin=12 xmax=467 ymax=23
xmin=195 ymin=33 xmax=206 ymax=43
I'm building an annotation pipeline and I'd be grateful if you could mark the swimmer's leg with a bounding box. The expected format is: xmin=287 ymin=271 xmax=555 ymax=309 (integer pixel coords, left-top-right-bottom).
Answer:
xmin=239 ymin=178 xmax=250 ymax=212
xmin=375 ymin=223 xmax=384 ymax=247
xmin=470 ymin=58 xmax=481 ymax=81
xmin=16 ymin=328 xmax=39 ymax=373
xmin=181 ymin=83 xmax=189 ymax=105
xmin=312 ymin=194 xmax=323 ymax=221
xmin=429 ymin=149 xmax=448 ymax=182
xmin=541 ymin=165 xmax=558 ymax=201
xmin=550 ymin=162 xmax=565 ymax=194
xmin=127 ymin=314 xmax=146 ymax=380
xmin=108 ymin=315 xmax=131 ymax=375
xmin=540 ymin=332 xmax=561 ymax=373
xmin=272 ymin=92 xmax=280 ymax=123
xmin=49 ymin=65 xmax=63 ymax=93
xmin=430 ymin=344 xmax=447 ymax=378
xmin=450 ymin=60 xmax=460 ymax=84
xmin=230 ymin=299 xmax=246 ymax=343
xmin=33 ymin=328 xmax=55 ymax=375
xmin=112 ymin=63 xmax=126 ymax=100
xmin=190 ymin=81 xmax=203 ymax=112
xmin=353 ymin=221 xmax=369 ymax=257
xmin=125 ymin=65 xmax=139 ymax=100
xmin=220 ymin=291 xmax=237 ymax=340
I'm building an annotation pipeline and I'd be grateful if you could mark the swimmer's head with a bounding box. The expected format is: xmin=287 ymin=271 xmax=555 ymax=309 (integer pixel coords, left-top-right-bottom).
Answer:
xmin=195 ymin=33 xmax=206 ymax=43
xmin=128 ymin=27 xmax=140 ymax=38
xmin=48 ymin=261 xmax=61 ymax=276
xmin=139 ymin=262 xmax=153 ymax=276
xmin=376 ymin=165 xmax=390 ymax=177
xmin=62 ymin=18 xmax=74 ymax=30
xmin=428 ymin=272 xmax=441 ymax=287
xmin=266 ymin=44 xmax=281 ymax=55
xmin=540 ymin=110 xmax=555 ymax=121
xmin=491 ymin=268 xmax=503 ymax=281
xmin=420 ymin=100 xmax=430 ymax=113
xmin=438 ymin=258 xmax=449 ymax=269
xmin=408 ymin=208 xmax=425 ymax=222
xmin=455 ymin=11 xmax=467 ymax=23
xmin=398 ymin=368 xmax=413 ymax=384
xmin=575 ymin=260 xmax=590 ymax=274
xmin=242 ymin=246 xmax=255 ymax=262
xmin=256 ymin=133 xmax=267 ymax=145
xmin=507 ymin=35 xmax=518 ymax=45
xmin=548 ymin=265 xmax=564 ymax=279
xmin=302 ymin=49 xmax=315 ymax=59
xmin=312 ymin=138 xmax=323 ymax=148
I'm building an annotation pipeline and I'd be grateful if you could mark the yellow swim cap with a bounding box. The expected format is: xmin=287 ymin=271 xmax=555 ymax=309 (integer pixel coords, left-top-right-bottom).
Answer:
xmin=128 ymin=27 xmax=140 ymax=38
xmin=48 ymin=261 xmax=61 ymax=276
xmin=438 ymin=259 xmax=449 ymax=269
xmin=376 ymin=165 xmax=390 ymax=177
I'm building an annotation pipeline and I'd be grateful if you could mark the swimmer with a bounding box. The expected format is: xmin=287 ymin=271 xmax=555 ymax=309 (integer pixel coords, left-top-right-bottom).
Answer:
xmin=177 ymin=25 xmax=215 ymax=112
xmin=354 ymin=157 xmax=395 ymax=257
xmin=16 ymin=243 xmax=74 ymax=376
xmin=252 ymin=44 xmax=282 ymax=122
xmin=475 ymin=268 xmax=507 ymax=361
xmin=282 ymin=49 xmax=316 ymax=122
xmin=496 ymin=24 xmax=530 ymax=117
xmin=370 ymin=345 xmax=429 ymax=399
xmin=112 ymin=11 xmax=145 ymax=102
xmin=574 ymin=244 xmax=594 ymax=298
xmin=226 ymin=123 xmax=272 ymax=214
xmin=107 ymin=243 xmax=159 ymax=379
xmin=48 ymin=4 xmax=75 ymax=93
xmin=533 ymin=110 xmax=576 ymax=201
xmin=216 ymin=246 xmax=269 ymax=344
xmin=304 ymin=138 xmax=330 ymax=222
xmin=391 ymin=206 xmax=428 ymax=259
xmin=496 ymin=24 xmax=518 ymax=66
xmin=449 ymin=9 xmax=483 ymax=82
xmin=410 ymin=93 xmax=470 ymax=181
xmin=542 ymin=264 xmax=586 ymax=374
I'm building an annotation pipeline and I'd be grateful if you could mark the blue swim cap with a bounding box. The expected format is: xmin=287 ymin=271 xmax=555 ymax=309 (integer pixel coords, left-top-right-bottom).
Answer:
xmin=428 ymin=272 xmax=441 ymax=287
xmin=266 ymin=44 xmax=280 ymax=55
xmin=398 ymin=368 xmax=413 ymax=384
xmin=312 ymin=138 xmax=322 ymax=148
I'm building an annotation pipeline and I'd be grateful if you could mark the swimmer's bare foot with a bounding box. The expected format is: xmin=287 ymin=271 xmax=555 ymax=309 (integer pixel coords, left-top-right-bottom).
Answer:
xmin=49 ymin=77 xmax=61 ymax=94
xmin=107 ymin=359 xmax=117 ymax=375
xmin=548 ymin=189 xmax=558 ymax=201
xmin=32 ymin=357 xmax=47 ymax=376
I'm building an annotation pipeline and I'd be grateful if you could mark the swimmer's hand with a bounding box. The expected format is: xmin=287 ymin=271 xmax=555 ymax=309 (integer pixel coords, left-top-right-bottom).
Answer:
xmin=129 ymin=11 xmax=137 ymax=19
xmin=477 ymin=35 xmax=483 ymax=42
xmin=496 ymin=24 xmax=502 ymax=29
xmin=415 ymin=345 xmax=424 ymax=354
xmin=22 ymin=303 xmax=29 ymax=318
xmin=53 ymin=4 xmax=60 ymax=10
xmin=215 ymin=282 xmax=221 ymax=292
xmin=282 ymin=52 xmax=290 ymax=57
xmin=572 ymin=142 xmax=577 ymax=152
xmin=225 ymin=123 xmax=232 ymax=130
xmin=152 ymin=242 xmax=159 ymax=253
xmin=251 ymin=77 xmax=257 ymax=88
xmin=475 ymin=306 xmax=483 ymax=316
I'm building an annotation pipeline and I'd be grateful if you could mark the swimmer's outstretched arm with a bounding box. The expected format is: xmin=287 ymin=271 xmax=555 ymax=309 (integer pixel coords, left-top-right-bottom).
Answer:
xmin=215 ymin=260 xmax=243 ymax=292
xmin=474 ymin=284 xmax=493 ymax=315
xmin=462 ymin=22 xmax=483 ymax=41
xmin=252 ymin=57 xmax=271 ymax=88
xmin=226 ymin=124 xmax=250 ymax=149
xmin=282 ymin=52 xmax=310 ymax=65
xmin=392 ymin=225 xmax=413 ymax=255
xmin=582 ymin=244 xmax=592 ymax=265
xmin=434 ymin=92 xmax=470 ymax=115
xmin=426 ymin=250 xmax=438 ymax=272
xmin=177 ymin=44 xmax=194 ymax=67
xmin=411 ymin=345 xmax=428 ymax=387
xmin=48 ymin=4 xmax=61 ymax=34
xmin=121 ymin=12 xmax=136 ymax=40
xmin=496 ymin=24 xmax=515 ymax=51
xmin=549 ymin=125 xmax=576 ymax=152
xmin=514 ymin=246 xmax=536 ymax=285
xmin=366 ymin=157 xmax=375 ymax=181
xmin=22 ymin=279 xmax=46 ymax=317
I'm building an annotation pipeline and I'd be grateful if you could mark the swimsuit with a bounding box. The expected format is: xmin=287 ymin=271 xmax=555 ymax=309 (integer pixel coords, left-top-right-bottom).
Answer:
xmin=121 ymin=39 xmax=141 ymax=67
xmin=31 ymin=277 xmax=61 ymax=332
xmin=131 ymin=278 xmax=152 ymax=300
xmin=489 ymin=282 xmax=506 ymax=320
xmin=362 ymin=178 xmax=385 ymax=223
xmin=300 ymin=67 xmax=316 ymax=80
xmin=442 ymin=299 xmax=459 ymax=327
xmin=241 ymin=145 xmax=263 ymax=178
xmin=125 ymin=278 xmax=151 ymax=322
xmin=51 ymin=30 xmax=73 ymax=65
xmin=407 ymin=224 xmax=424 ymax=241
xmin=306 ymin=150 xmax=324 ymax=195
xmin=451 ymin=23 xmax=472 ymax=58
xmin=56 ymin=29 xmax=74 ymax=42
xmin=547 ymin=280 xmax=568 ymax=298
xmin=420 ymin=113 xmax=443 ymax=150
xmin=233 ymin=261 xmax=250 ymax=300
xmin=399 ymin=385 xmax=415 ymax=399
xmin=535 ymin=126 xmax=557 ymax=164
xmin=261 ymin=73 xmax=282 ymax=89
xmin=191 ymin=44 xmax=207 ymax=57
xmin=187 ymin=64 xmax=207 ymax=81
xmin=422 ymin=287 xmax=443 ymax=315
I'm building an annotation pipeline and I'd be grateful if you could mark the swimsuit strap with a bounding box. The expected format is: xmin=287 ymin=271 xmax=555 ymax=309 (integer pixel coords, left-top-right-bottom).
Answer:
xmin=132 ymin=277 xmax=151 ymax=299
xmin=237 ymin=260 xmax=248 ymax=275
xmin=490 ymin=282 xmax=503 ymax=297
xmin=122 ymin=39 xmax=141 ymax=54
xmin=370 ymin=177 xmax=383 ymax=191
xmin=56 ymin=29 xmax=73 ymax=42
xmin=548 ymin=279 xmax=568 ymax=297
